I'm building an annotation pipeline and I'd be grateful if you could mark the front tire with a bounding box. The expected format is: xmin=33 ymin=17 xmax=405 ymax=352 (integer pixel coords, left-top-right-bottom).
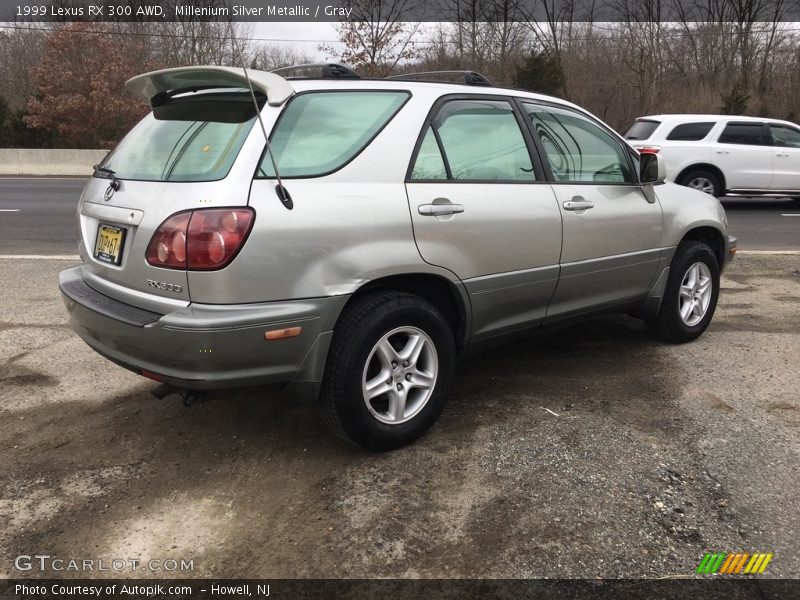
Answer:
xmin=647 ymin=241 xmax=720 ymax=343
xmin=318 ymin=292 xmax=456 ymax=451
xmin=679 ymin=169 xmax=722 ymax=198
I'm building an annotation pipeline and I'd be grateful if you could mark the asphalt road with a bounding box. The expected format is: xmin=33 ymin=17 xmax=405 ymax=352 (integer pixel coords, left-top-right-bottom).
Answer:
xmin=0 ymin=178 xmax=83 ymax=255
xmin=0 ymin=178 xmax=798 ymax=254
xmin=1 ymin=254 xmax=798 ymax=578
xmin=722 ymin=197 xmax=800 ymax=250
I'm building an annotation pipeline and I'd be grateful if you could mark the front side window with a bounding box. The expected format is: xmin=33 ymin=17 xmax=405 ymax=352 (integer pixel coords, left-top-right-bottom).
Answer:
xmin=258 ymin=91 xmax=409 ymax=177
xmin=718 ymin=123 xmax=769 ymax=146
xmin=667 ymin=122 xmax=714 ymax=141
xmin=769 ymin=124 xmax=800 ymax=148
xmin=101 ymin=92 xmax=259 ymax=182
xmin=523 ymin=103 xmax=633 ymax=183
xmin=410 ymin=99 xmax=535 ymax=181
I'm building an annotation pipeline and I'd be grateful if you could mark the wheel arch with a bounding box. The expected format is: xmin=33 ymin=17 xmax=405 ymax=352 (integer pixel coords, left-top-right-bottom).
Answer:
xmin=676 ymin=163 xmax=726 ymax=193
xmin=340 ymin=273 xmax=470 ymax=347
xmin=680 ymin=225 xmax=726 ymax=268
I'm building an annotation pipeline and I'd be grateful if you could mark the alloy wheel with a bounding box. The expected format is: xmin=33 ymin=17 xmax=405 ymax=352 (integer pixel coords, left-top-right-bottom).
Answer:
xmin=687 ymin=176 xmax=715 ymax=195
xmin=678 ymin=262 xmax=713 ymax=326
xmin=361 ymin=326 xmax=438 ymax=425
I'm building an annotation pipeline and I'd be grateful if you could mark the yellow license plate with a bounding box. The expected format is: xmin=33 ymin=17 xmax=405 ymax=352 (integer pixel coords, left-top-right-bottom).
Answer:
xmin=93 ymin=224 xmax=126 ymax=265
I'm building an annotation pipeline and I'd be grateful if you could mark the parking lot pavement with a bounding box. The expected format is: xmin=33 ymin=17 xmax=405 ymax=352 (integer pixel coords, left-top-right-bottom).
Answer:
xmin=0 ymin=254 xmax=798 ymax=579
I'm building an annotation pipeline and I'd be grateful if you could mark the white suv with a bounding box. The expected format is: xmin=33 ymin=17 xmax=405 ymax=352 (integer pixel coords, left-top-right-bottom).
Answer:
xmin=625 ymin=114 xmax=800 ymax=199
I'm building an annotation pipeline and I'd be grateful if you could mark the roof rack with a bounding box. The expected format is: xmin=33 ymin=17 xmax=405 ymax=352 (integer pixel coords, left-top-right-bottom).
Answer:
xmin=385 ymin=70 xmax=493 ymax=87
xmin=270 ymin=63 xmax=361 ymax=80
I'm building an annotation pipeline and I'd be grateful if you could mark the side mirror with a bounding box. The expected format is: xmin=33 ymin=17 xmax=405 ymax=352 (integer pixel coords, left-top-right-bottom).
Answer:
xmin=640 ymin=152 xmax=666 ymax=184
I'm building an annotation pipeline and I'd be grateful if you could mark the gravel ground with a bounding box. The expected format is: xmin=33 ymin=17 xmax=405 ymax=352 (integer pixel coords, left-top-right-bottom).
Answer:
xmin=0 ymin=254 xmax=798 ymax=579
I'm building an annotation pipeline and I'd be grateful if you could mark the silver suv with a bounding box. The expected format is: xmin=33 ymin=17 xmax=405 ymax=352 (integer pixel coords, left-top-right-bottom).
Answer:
xmin=59 ymin=65 xmax=736 ymax=450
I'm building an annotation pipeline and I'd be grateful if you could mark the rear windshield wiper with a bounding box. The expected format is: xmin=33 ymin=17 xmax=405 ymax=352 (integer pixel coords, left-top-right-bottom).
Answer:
xmin=93 ymin=164 xmax=115 ymax=178
xmin=93 ymin=164 xmax=120 ymax=190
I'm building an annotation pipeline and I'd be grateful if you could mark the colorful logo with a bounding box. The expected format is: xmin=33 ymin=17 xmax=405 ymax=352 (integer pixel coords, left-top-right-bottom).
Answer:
xmin=696 ymin=552 xmax=773 ymax=574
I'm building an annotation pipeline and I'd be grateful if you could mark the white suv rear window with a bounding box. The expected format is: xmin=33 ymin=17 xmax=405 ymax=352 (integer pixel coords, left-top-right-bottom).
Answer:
xmin=624 ymin=120 xmax=660 ymax=140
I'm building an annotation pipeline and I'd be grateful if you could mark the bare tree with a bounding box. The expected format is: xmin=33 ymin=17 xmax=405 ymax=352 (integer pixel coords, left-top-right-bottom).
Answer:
xmin=0 ymin=25 xmax=48 ymax=109
xmin=248 ymin=44 xmax=313 ymax=71
xmin=321 ymin=0 xmax=421 ymax=76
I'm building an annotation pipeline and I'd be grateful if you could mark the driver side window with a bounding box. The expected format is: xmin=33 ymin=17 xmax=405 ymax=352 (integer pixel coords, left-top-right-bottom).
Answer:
xmin=522 ymin=103 xmax=633 ymax=184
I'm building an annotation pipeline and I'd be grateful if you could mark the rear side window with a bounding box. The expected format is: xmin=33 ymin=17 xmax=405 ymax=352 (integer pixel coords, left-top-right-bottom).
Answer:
xmin=666 ymin=122 xmax=714 ymax=141
xmin=624 ymin=120 xmax=660 ymax=140
xmin=410 ymin=99 xmax=535 ymax=181
xmin=411 ymin=127 xmax=448 ymax=179
xmin=718 ymin=123 xmax=769 ymax=146
xmin=258 ymin=91 xmax=409 ymax=178
xmin=101 ymin=92 xmax=260 ymax=182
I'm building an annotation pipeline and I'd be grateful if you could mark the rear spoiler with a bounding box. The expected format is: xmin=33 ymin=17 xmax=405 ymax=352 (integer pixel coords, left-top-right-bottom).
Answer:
xmin=125 ymin=66 xmax=295 ymax=108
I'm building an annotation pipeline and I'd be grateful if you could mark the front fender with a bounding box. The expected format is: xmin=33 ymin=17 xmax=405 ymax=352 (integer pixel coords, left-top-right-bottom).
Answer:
xmin=655 ymin=182 xmax=730 ymax=248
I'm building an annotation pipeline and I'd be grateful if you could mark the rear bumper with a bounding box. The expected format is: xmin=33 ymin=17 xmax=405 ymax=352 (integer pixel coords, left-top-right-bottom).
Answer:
xmin=59 ymin=267 xmax=347 ymax=397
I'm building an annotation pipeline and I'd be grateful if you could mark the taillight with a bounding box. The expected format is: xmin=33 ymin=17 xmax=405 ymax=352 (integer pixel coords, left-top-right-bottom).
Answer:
xmin=638 ymin=146 xmax=661 ymax=154
xmin=145 ymin=212 xmax=191 ymax=269
xmin=146 ymin=208 xmax=255 ymax=271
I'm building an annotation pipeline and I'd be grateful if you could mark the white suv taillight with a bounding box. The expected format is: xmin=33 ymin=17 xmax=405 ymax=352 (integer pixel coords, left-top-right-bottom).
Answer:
xmin=146 ymin=208 xmax=255 ymax=271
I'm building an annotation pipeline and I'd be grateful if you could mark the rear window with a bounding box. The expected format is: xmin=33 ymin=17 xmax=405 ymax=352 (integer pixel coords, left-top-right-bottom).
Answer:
xmin=100 ymin=91 xmax=260 ymax=182
xmin=718 ymin=122 xmax=769 ymax=146
xmin=624 ymin=120 xmax=660 ymax=140
xmin=258 ymin=91 xmax=409 ymax=178
xmin=666 ymin=122 xmax=714 ymax=141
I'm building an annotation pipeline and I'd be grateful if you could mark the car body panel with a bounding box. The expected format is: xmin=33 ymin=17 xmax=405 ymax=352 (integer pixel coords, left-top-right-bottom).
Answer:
xmin=406 ymin=181 xmax=563 ymax=338
xmin=60 ymin=266 xmax=347 ymax=390
xmin=655 ymin=181 xmax=731 ymax=247
xmin=770 ymin=140 xmax=800 ymax=191
xmin=545 ymin=183 xmax=664 ymax=320
xmin=712 ymin=135 xmax=773 ymax=190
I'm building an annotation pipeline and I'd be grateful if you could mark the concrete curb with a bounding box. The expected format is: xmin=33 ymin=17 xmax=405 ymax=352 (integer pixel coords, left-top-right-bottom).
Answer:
xmin=0 ymin=149 xmax=108 ymax=176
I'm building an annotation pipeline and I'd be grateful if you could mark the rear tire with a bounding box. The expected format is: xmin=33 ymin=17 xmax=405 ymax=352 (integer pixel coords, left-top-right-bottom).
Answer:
xmin=647 ymin=241 xmax=720 ymax=343
xmin=318 ymin=292 xmax=456 ymax=451
xmin=679 ymin=169 xmax=722 ymax=198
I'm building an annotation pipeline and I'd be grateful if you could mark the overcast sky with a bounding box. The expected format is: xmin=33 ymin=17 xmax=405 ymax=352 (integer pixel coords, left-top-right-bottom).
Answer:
xmin=251 ymin=22 xmax=341 ymax=60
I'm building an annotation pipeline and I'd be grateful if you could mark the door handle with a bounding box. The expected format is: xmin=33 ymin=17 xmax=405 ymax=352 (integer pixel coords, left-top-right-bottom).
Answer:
xmin=418 ymin=202 xmax=465 ymax=216
xmin=562 ymin=196 xmax=595 ymax=211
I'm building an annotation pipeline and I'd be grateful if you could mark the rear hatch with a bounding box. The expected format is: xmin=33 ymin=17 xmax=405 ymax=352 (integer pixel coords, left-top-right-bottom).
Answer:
xmin=78 ymin=67 xmax=293 ymax=311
